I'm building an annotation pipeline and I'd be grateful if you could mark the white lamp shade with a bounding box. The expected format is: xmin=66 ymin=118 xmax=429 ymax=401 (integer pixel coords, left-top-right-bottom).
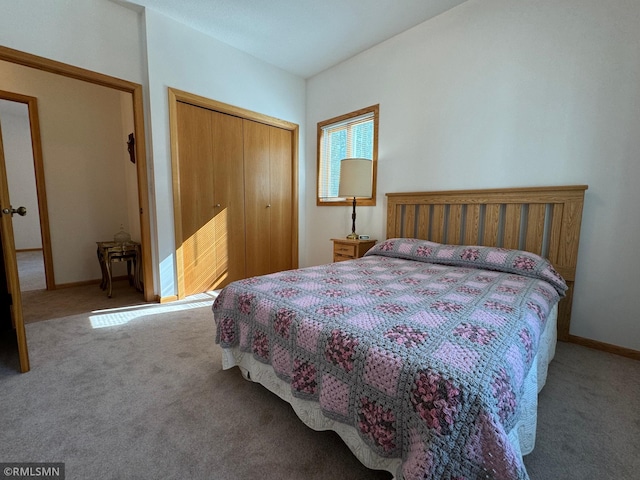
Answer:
xmin=338 ymin=158 xmax=373 ymax=198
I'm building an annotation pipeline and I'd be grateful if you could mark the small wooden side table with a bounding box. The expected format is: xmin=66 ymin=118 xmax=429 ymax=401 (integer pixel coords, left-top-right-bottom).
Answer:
xmin=96 ymin=241 xmax=143 ymax=298
xmin=331 ymin=238 xmax=377 ymax=262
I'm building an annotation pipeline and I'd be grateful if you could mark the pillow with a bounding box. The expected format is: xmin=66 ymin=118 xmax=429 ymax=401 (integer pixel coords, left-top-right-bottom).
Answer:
xmin=365 ymin=238 xmax=568 ymax=296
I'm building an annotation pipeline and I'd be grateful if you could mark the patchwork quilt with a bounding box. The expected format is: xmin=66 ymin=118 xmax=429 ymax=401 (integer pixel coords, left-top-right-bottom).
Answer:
xmin=213 ymin=238 xmax=566 ymax=480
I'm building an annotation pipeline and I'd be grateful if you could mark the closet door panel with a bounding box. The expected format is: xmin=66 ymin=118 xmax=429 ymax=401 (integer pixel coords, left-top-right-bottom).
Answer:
xmin=269 ymin=126 xmax=293 ymax=273
xmin=176 ymin=102 xmax=217 ymax=296
xmin=243 ymin=120 xmax=271 ymax=277
xmin=211 ymin=111 xmax=245 ymax=287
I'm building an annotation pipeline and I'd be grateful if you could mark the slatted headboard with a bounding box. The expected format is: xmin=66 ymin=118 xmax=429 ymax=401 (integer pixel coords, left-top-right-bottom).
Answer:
xmin=386 ymin=185 xmax=588 ymax=341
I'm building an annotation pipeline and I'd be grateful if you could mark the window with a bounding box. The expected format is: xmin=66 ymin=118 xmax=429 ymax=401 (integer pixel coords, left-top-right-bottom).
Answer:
xmin=317 ymin=104 xmax=378 ymax=206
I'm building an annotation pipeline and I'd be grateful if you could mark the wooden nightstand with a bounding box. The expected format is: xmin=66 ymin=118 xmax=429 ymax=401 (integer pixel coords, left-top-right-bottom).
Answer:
xmin=331 ymin=238 xmax=377 ymax=262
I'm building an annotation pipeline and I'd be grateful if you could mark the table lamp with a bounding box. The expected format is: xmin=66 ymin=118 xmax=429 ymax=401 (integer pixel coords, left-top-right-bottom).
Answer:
xmin=338 ymin=158 xmax=373 ymax=239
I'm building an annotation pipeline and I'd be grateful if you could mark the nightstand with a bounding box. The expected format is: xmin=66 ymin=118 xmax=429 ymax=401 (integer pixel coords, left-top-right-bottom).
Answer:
xmin=331 ymin=238 xmax=377 ymax=262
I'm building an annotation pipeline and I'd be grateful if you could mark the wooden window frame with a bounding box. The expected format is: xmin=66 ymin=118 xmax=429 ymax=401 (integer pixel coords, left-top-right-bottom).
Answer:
xmin=316 ymin=104 xmax=378 ymax=207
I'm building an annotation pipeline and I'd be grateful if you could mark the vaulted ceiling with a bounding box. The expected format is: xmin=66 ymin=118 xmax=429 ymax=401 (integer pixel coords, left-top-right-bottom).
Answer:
xmin=123 ymin=0 xmax=468 ymax=78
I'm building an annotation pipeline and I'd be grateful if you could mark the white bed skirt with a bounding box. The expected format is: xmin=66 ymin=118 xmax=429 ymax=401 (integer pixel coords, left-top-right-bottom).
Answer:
xmin=219 ymin=305 xmax=558 ymax=479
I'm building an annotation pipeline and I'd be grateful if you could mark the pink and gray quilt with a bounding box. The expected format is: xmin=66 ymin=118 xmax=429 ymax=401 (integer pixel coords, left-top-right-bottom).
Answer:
xmin=213 ymin=238 xmax=566 ymax=480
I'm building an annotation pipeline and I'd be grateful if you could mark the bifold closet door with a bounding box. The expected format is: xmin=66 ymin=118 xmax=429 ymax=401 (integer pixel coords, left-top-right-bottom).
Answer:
xmin=211 ymin=109 xmax=246 ymax=287
xmin=268 ymin=126 xmax=293 ymax=273
xmin=175 ymin=102 xmax=244 ymax=296
xmin=243 ymin=120 xmax=293 ymax=277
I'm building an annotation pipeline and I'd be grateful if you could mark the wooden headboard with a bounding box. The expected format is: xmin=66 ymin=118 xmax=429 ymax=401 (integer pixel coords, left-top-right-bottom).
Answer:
xmin=386 ymin=185 xmax=588 ymax=341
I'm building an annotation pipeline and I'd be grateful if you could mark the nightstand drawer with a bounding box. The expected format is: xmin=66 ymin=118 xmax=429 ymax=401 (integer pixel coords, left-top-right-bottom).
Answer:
xmin=333 ymin=243 xmax=356 ymax=257
xmin=331 ymin=238 xmax=377 ymax=263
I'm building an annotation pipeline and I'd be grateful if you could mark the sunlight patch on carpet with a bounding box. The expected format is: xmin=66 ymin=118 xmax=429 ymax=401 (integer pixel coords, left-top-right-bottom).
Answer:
xmin=89 ymin=292 xmax=219 ymax=328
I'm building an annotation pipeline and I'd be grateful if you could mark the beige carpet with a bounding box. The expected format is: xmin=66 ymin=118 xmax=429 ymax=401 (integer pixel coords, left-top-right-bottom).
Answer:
xmin=16 ymin=250 xmax=46 ymax=291
xmin=21 ymin=281 xmax=148 ymax=324
xmin=1 ymin=292 xmax=389 ymax=480
xmin=1 ymin=290 xmax=638 ymax=479
xmin=17 ymin=249 xmax=147 ymax=324
xmin=6 ymin=253 xmax=638 ymax=479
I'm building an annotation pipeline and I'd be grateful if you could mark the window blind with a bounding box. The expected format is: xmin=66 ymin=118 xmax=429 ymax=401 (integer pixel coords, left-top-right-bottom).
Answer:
xmin=318 ymin=111 xmax=375 ymax=202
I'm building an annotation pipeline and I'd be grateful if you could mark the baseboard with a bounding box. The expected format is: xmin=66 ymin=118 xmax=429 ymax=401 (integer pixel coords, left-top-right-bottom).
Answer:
xmin=54 ymin=279 xmax=100 ymax=289
xmin=567 ymin=335 xmax=640 ymax=361
xmin=54 ymin=275 xmax=130 ymax=289
xmin=160 ymin=295 xmax=178 ymax=304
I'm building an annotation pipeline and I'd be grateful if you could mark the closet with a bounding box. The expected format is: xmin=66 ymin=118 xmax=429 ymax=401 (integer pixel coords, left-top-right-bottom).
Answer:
xmin=171 ymin=92 xmax=297 ymax=298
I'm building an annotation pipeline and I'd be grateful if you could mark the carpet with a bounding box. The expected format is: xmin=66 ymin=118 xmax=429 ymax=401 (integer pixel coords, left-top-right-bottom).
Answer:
xmin=16 ymin=250 xmax=46 ymax=292
xmin=1 ymin=293 xmax=638 ymax=479
xmin=1 ymin=294 xmax=387 ymax=480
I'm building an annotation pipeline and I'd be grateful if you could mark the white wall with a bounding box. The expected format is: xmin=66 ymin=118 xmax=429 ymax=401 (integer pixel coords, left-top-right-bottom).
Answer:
xmin=0 ymin=61 xmax=133 ymax=285
xmin=306 ymin=0 xmax=640 ymax=350
xmin=143 ymin=9 xmax=306 ymax=299
xmin=0 ymin=0 xmax=144 ymax=85
xmin=0 ymin=100 xmax=42 ymax=250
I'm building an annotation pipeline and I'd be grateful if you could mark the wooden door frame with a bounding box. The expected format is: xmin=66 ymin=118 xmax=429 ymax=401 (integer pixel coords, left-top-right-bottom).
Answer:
xmin=0 ymin=90 xmax=55 ymax=290
xmin=0 ymin=46 xmax=154 ymax=301
xmin=0 ymin=113 xmax=29 ymax=371
xmin=168 ymin=87 xmax=299 ymax=301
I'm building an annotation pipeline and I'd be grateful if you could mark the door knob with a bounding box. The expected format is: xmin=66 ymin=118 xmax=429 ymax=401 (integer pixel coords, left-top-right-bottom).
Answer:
xmin=2 ymin=206 xmax=27 ymax=217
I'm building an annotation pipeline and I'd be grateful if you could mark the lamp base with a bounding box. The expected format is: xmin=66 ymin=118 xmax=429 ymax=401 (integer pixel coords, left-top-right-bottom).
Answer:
xmin=346 ymin=232 xmax=359 ymax=240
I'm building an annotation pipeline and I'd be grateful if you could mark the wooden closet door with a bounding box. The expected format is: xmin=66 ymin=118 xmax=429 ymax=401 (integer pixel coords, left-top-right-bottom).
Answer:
xmin=211 ymin=110 xmax=245 ymax=288
xmin=175 ymin=102 xmax=244 ymax=296
xmin=176 ymin=102 xmax=215 ymax=296
xmin=269 ymin=126 xmax=293 ymax=273
xmin=244 ymin=120 xmax=294 ymax=277
xmin=243 ymin=120 xmax=271 ymax=278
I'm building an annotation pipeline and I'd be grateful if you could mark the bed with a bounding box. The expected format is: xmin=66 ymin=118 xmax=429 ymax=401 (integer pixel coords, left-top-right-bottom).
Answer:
xmin=212 ymin=185 xmax=587 ymax=480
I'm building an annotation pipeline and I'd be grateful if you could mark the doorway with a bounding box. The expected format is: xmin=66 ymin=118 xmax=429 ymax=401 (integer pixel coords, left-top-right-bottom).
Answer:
xmin=0 ymin=66 xmax=140 ymax=307
xmin=0 ymin=94 xmax=52 ymax=294
xmin=0 ymin=46 xmax=153 ymax=307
